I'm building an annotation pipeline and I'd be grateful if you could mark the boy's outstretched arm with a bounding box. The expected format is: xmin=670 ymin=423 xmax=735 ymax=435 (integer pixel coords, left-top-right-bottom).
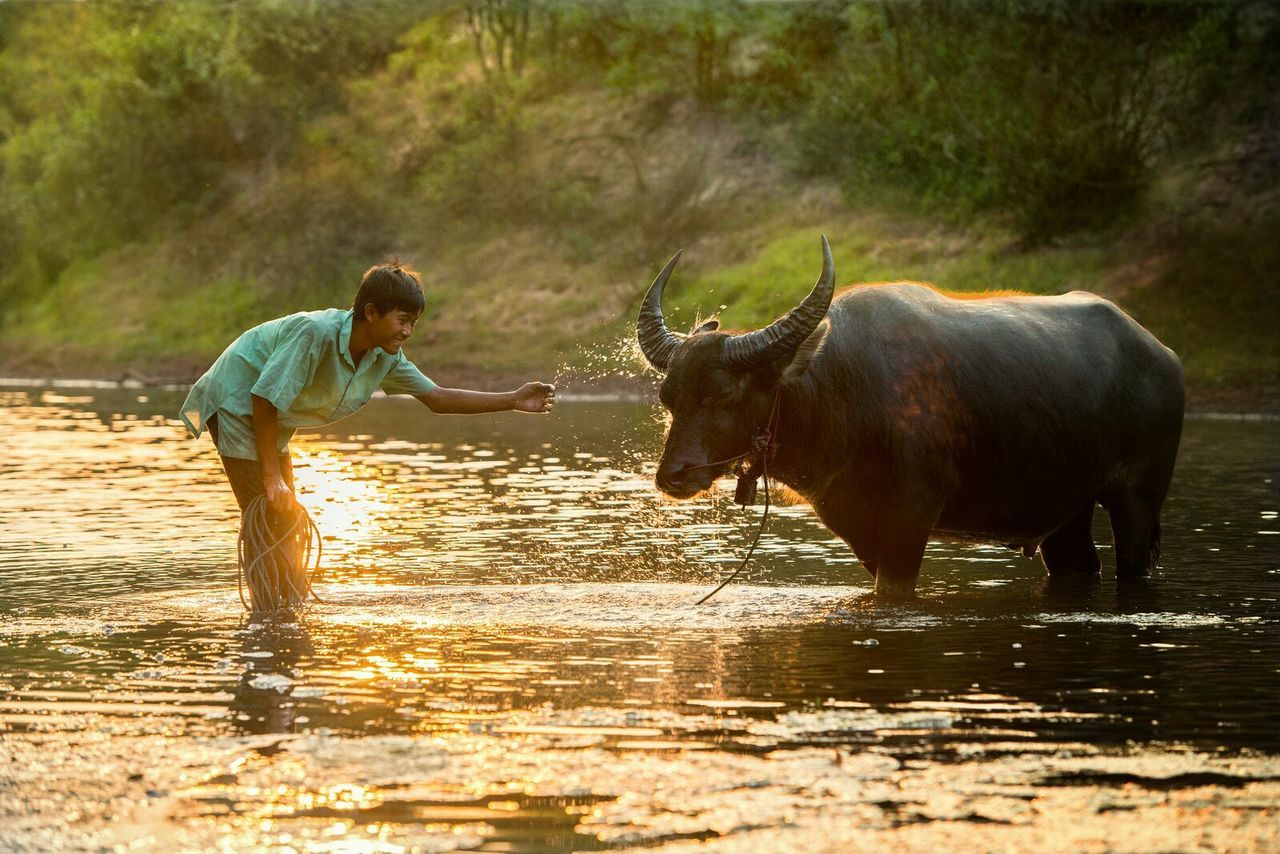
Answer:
xmin=416 ymin=382 xmax=556 ymax=415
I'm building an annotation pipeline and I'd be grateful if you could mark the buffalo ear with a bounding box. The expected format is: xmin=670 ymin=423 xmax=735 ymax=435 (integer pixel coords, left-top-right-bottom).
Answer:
xmin=782 ymin=318 xmax=830 ymax=381
xmin=692 ymin=319 xmax=720 ymax=335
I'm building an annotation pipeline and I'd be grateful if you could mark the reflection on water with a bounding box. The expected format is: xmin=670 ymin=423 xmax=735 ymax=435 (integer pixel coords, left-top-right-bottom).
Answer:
xmin=1 ymin=385 xmax=1277 ymax=850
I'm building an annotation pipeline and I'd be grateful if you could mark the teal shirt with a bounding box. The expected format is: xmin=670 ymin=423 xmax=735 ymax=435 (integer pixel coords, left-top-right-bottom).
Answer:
xmin=179 ymin=308 xmax=437 ymax=460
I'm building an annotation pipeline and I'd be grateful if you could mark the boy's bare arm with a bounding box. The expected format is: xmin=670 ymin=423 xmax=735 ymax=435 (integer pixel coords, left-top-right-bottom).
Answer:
xmin=416 ymin=383 xmax=556 ymax=415
xmin=251 ymin=393 xmax=294 ymax=508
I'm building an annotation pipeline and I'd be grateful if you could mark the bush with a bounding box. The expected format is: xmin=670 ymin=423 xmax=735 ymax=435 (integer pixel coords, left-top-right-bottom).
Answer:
xmin=786 ymin=0 xmax=1241 ymax=241
xmin=0 ymin=0 xmax=421 ymax=316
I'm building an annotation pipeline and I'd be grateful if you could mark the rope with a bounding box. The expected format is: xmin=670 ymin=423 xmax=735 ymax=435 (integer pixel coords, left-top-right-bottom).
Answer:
xmin=685 ymin=450 xmax=750 ymax=472
xmin=695 ymin=390 xmax=782 ymax=605
xmin=236 ymin=495 xmax=325 ymax=612
xmin=695 ymin=456 xmax=772 ymax=605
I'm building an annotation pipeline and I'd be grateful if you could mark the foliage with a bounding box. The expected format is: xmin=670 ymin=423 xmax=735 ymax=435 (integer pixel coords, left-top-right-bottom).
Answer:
xmin=787 ymin=0 xmax=1247 ymax=241
xmin=1123 ymin=215 xmax=1280 ymax=385
xmin=0 ymin=0 xmax=1275 ymax=391
xmin=463 ymin=0 xmax=536 ymax=83
xmin=662 ymin=225 xmax=1108 ymax=334
xmin=0 ymin=0 xmax=423 ymax=313
xmin=543 ymin=0 xmax=756 ymax=105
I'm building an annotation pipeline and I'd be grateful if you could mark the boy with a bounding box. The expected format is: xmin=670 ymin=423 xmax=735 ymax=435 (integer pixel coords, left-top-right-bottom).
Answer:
xmin=179 ymin=262 xmax=556 ymax=605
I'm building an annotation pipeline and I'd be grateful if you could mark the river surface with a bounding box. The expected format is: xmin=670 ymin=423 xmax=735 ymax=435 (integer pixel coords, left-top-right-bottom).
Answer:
xmin=1 ymin=383 xmax=1277 ymax=851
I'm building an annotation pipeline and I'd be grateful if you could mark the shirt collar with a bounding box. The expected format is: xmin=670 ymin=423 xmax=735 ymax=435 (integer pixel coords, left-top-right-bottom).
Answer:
xmin=339 ymin=308 xmax=356 ymax=369
xmin=340 ymin=308 xmax=393 ymax=371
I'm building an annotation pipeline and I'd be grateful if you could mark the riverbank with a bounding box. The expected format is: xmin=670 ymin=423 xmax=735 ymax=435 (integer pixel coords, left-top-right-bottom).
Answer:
xmin=2 ymin=195 xmax=1273 ymax=415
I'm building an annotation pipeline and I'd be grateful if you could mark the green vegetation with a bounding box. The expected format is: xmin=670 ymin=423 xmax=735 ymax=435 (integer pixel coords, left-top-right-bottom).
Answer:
xmin=663 ymin=225 xmax=1111 ymax=330
xmin=0 ymin=1 xmax=1276 ymax=404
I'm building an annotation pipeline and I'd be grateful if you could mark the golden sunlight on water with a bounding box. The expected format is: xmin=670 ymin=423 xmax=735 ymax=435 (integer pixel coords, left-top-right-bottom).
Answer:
xmin=290 ymin=444 xmax=399 ymax=566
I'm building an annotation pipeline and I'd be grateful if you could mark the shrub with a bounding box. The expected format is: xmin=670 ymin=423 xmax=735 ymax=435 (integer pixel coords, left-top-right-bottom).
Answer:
xmin=786 ymin=0 xmax=1240 ymax=241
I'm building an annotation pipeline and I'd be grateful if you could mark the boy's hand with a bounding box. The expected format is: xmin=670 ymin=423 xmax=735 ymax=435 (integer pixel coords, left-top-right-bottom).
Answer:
xmin=513 ymin=382 xmax=556 ymax=414
xmin=264 ymin=473 xmax=295 ymax=511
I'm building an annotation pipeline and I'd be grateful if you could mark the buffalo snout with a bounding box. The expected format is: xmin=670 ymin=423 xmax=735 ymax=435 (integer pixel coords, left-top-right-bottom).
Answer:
xmin=655 ymin=461 xmax=712 ymax=499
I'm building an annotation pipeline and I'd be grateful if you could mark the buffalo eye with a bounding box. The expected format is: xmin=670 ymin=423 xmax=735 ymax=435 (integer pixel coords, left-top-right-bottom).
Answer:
xmin=700 ymin=383 xmax=738 ymax=407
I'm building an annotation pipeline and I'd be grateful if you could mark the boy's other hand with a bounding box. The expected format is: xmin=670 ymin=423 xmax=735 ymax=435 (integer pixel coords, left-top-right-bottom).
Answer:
xmin=513 ymin=382 xmax=556 ymax=414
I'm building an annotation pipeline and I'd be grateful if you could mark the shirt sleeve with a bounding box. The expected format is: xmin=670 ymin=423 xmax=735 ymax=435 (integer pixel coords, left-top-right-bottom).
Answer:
xmin=249 ymin=319 xmax=323 ymax=413
xmin=380 ymin=353 xmax=438 ymax=397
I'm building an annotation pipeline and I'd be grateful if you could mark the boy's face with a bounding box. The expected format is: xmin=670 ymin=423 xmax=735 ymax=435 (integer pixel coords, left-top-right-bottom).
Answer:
xmin=364 ymin=305 xmax=421 ymax=354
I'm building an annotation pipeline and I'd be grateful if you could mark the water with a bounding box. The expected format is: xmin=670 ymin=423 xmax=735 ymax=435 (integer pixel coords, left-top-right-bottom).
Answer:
xmin=1 ymin=384 xmax=1278 ymax=851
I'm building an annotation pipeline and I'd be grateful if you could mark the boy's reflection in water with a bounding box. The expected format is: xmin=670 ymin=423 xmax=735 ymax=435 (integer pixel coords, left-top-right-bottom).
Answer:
xmin=229 ymin=614 xmax=313 ymax=735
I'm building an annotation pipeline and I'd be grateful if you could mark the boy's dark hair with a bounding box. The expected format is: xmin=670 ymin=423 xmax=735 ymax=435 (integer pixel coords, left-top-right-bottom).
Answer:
xmin=352 ymin=262 xmax=426 ymax=319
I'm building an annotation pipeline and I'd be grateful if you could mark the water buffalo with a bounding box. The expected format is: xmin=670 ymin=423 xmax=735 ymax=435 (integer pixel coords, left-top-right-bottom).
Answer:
xmin=636 ymin=236 xmax=1185 ymax=595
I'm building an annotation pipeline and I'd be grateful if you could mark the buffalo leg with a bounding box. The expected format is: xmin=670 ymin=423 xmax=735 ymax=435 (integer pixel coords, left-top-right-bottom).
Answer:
xmin=1108 ymin=494 xmax=1163 ymax=577
xmin=1040 ymin=503 xmax=1101 ymax=576
xmin=1106 ymin=435 xmax=1177 ymax=578
xmin=872 ymin=500 xmax=940 ymax=597
xmin=872 ymin=525 xmax=931 ymax=597
xmin=813 ymin=486 xmax=880 ymax=581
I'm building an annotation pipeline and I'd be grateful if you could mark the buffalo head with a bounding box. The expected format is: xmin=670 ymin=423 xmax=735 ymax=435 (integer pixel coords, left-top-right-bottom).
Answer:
xmin=637 ymin=236 xmax=835 ymax=498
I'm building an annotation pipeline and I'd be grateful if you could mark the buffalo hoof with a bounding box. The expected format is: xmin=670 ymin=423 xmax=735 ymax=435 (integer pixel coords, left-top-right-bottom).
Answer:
xmin=872 ymin=579 xmax=918 ymax=599
xmin=1042 ymin=572 xmax=1102 ymax=599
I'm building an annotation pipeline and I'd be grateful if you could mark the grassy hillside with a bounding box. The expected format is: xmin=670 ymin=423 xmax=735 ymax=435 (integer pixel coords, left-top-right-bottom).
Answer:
xmin=1 ymin=2 xmax=1276 ymax=410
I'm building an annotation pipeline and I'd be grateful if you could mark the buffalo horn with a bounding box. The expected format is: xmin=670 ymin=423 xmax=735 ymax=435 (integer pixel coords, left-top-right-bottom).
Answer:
xmin=723 ymin=235 xmax=835 ymax=372
xmin=636 ymin=250 xmax=684 ymax=372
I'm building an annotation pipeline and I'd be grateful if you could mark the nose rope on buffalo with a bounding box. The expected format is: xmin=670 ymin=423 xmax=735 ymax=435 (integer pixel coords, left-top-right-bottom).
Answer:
xmin=694 ymin=389 xmax=782 ymax=605
xmin=236 ymin=495 xmax=326 ymax=612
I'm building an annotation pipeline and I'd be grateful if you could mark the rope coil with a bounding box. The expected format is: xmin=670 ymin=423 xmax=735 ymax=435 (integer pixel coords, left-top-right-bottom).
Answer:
xmin=236 ymin=495 xmax=325 ymax=612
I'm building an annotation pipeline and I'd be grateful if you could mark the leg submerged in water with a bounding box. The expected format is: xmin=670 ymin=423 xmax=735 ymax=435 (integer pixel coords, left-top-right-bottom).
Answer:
xmin=213 ymin=431 xmax=321 ymax=612
xmin=1040 ymin=503 xmax=1102 ymax=577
